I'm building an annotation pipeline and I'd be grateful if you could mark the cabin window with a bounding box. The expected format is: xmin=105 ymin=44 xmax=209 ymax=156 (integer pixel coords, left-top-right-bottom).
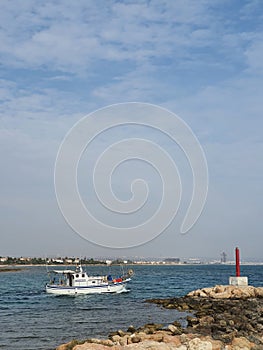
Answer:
xmin=76 ymin=274 xmax=79 ymax=278
xmin=92 ymin=281 xmax=96 ymax=283
xmin=82 ymin=274 xmax=85 ymax=278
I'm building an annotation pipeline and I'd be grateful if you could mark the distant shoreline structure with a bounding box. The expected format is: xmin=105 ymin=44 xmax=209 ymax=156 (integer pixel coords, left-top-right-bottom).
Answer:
xmin=1 ymin=255 xmax=263 ymax=266
xmin=1 ymin=262 xmax=263 ymax=268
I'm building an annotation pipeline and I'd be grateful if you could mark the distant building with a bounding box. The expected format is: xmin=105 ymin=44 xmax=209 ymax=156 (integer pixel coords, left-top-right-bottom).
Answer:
xmin=188 ymin=258 xmax=201 ymax=264
xmin=53 ymin=258 xmax=64 ymax=263
xmin=221 ymin=252 xmax=227 ymax=263
xmin=164 ymin=258 xmax=180 ymax=264
xmin=19 ymin=257 xmax=30 ymax=261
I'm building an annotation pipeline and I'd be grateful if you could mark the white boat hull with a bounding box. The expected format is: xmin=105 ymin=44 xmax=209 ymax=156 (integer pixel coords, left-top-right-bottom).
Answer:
xmin=46 ymin=282 xmax=128 ymax=295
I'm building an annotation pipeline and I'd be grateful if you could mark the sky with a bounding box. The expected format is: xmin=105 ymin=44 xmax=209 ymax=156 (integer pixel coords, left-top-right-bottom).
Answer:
xmin=0 ymin=0 xmax=262 ymax=260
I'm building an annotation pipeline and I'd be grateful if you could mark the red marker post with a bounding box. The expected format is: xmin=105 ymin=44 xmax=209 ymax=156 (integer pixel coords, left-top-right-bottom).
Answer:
xmin=235 ymin=247 xmax=240 ymax=277
xmin=229 ymin=247 xmax=248 ymax=286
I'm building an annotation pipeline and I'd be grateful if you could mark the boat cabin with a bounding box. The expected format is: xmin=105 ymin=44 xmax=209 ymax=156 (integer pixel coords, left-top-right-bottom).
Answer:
xmin=50 ymin=265 xmax=108 ymax=287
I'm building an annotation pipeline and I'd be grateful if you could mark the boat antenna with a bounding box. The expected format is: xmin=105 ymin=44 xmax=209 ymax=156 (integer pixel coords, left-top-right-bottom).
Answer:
xmin=45 ymin=256 xmax=50 ymax=274
xmin=120 ymin=264 xmax=124 ymax=276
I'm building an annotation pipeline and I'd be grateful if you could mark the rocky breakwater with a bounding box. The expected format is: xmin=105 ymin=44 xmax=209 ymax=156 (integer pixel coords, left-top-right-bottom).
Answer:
xmin=148 ymin=285 xmax=263 ymax=348
xmin=56 ymin=324 xmax=229 ymax=350
xmin=187 ymin=285 xmax=263 ymax=299
xmin=56 ymin=285 xmax=263 ymax=350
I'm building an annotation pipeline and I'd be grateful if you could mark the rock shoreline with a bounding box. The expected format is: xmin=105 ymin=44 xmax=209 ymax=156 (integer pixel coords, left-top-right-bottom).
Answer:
xmin=56 ymin=285 xmax=263 ymax=350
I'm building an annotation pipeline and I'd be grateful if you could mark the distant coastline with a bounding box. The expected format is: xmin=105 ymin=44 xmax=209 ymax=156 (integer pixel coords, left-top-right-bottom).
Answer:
xmin=1 ymin=256 xmax=263 ymax=267
xmin=1 ymin=262 xmax=263 ymax=268
xmin=1 ymin=255 xmax=263 ymax=267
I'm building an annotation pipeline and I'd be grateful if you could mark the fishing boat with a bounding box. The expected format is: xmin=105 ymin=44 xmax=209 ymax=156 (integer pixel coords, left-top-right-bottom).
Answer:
xmin=45 ymin=264 xmax=133 ymax=295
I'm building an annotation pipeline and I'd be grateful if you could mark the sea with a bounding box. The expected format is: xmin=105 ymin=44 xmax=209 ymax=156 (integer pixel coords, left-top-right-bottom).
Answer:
xmin=0 ymin=264 xmax=262 ymax=350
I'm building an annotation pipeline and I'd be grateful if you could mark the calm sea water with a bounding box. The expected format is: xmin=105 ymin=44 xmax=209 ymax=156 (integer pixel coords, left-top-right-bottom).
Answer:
xmin=0 ymin=264 xmax=262 ymax=350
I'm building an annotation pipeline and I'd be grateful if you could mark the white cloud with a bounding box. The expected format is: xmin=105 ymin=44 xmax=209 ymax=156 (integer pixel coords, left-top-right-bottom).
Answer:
xmin=244 ymin=39 xmax=263 ymax=72
xmin=0 ymin=0 xmax=237 ymax=73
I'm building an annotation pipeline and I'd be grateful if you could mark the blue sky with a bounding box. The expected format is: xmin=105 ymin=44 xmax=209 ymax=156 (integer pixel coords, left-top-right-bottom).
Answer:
xmin=0 ymin=0 xmax=262 ymax=260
